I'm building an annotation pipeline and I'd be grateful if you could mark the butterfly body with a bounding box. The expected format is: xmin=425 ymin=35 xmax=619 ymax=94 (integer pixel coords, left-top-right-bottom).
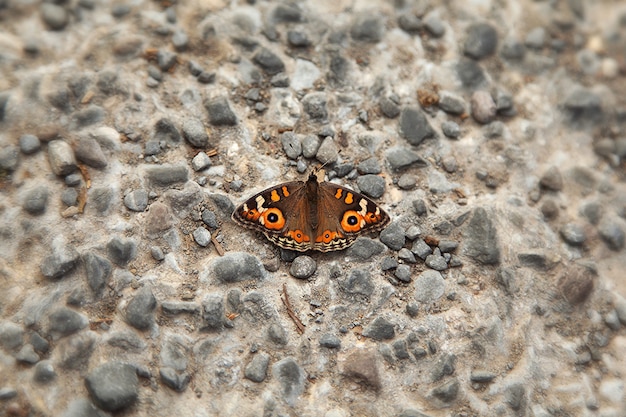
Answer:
xmin=232 ymin=173 xmax=390 ymax=252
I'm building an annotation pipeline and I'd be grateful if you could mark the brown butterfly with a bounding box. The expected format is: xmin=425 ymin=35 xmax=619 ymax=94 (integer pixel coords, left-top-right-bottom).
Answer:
xmin=232 ymin=172 xmax=390 ymax=252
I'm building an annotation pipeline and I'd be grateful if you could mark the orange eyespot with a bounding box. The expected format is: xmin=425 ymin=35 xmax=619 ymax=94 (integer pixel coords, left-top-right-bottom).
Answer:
xmin=261 ymin=208 xmax=285 ymax=230
xmin=341 ymin=210 xmax=363 ymax=233
xmin=286 ymin=229 xmax=310 ymax=243
xmin=316 ymin=230 xmax=344 ymax=243
xmin=363 ymin=211 xmax=382 ymax=224
xmin=243 ymin=208 xmax=261 ymax=221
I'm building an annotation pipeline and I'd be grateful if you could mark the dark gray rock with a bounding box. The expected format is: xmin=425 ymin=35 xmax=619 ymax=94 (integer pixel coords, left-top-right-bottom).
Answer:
xmin=41 ymin=245 xmax=79 ymax=279
xmin=72 ymin=105 xmax=105 ymax=127
xmin=470 ymin=370 xmax=496 ymax=383
xmin=340 ymin=268 xmax=374 ymax=297
xmin=327 ymin=54 xmax=350 ymax=87
xmin=290 ymin=256 xmax=316 ymax=279
xmin=464 ymin=23 xmax=498 ymax=59
xmin=252 ymin=47 xmax=285 ymax=75
xmin=85 ymin=362 xmax=139 ymax=412
xmin=157 ymin=50 xmax=177 ymax=71
xmin=398 ymin=249 xmax=416 ymax=264
xmin=0 ymin=321 xmax=24 ymax=350
xmin=501 ymin=38 xmax=526 ymax=60
xmin=398 ymin=174 xmax=417 ymax=190
xmin=23 ymin=185 xmax=49 ymax=215
xmin=394 ymin=264 xmax=412 ymax=283
xmin=558 ymin=265 xmax=595 ymax=305
xmin=126 ymin=287 xmax=156 ymax=330
xmin=60 ymin=398 xmax=109 ymax=417
xmin=431 ymin=353 xmax=456 ymax=382
xmin=495 ymin=267 xmax=518 ymax=295
xmin=406 ymin=302 xmax=420 ymax=317
xmin=123 ymin=189 xmax=148 ymax=212
xmin=411 ymin=239 xmax=432 ymax=260
xmin=398 ymin=14 xmax=422 ymax=33
xmin=16 ymin=343 xmax=40 ymax=364
xmin=48 ymin=307 xmax=88 ymax=337
xmin=19 ymin=134 xmax=41 ymax=154
xmin=41 ymin=3 xmax=69 ymax=30
xmin=106 ymin=331 xmax=146 ymax=352
xmin=0 ymin=388 xmax=16 ymax=401
xmin=397 ymin=409 xmax=432 ymax=417
xmin=202 ymin=294 xmax=224 ymax=330
xmin=414 ymin=270 xmax=445 ymax=302
xmin=363 ymin=317 xmax=395 ymax=340
xmin=61 ymin=188 xmax=78 ymax=206
xmin=281 ymin=132 xmax=302 ymax=159
xmin=192 ymin=227 xmax=211 ymax=247
xmin=0 ymin=145 xmax=18 ymax=172
xmin=379 ymin=96 xmax=401 ymax=118
xmin=598 ymin=218 xmax=625 ymax=250
xmin=161 ymin=301 xmax=200 ymax=316
xmin=272 ymin=358 xmax=306 ymax=406
xmin=540 ymin=166 xmax=563 ymax=191
xmin=204 ymin=96 xmax=237 ymax=126
xmin=438 ymin=91 xmax=466 ymax=115
xmin=350 ymin=14 xmax=384 ymax=43
xmin=392 ymin=339 xmax=410 ymax=359
xmin=90 ymin=186 xmax=114 ymax=214
xmin=346 ymin=238 xmax=386 ymax=260
xmin=34 ymin=360 xmax=56 ymax=383
xmin=208 ymin=193 xmax=235 ymax=218
xmin=57 ymin=331 xmax=97 ymax=370
xmin=213 ymin=252 xmax=265 ymax=282
xmin=563 ymin=87 xmax=603 ymax=125
xmin=83 ymin=252 xmax=112 ymax=295
xmin=245 ymin=352 xmax=270 ymax=382
xmin=457 ymin=59 xmax=487 ymax=89
xmin=315 ymin=137 xmax=338 ymax=165
xmin=153 ymin=118 xmax=182 ymax=144
xmin=425 ymin=249 xmax=448 ymax=271
xmin=201 ymin=209 xmax=219 ymax=229
xmin=75 ymin=138 xmax=107 ymax=169
xmin=379 ymin=222 xmax=405 ymax=251
xmin=560 ymin=223 xmax=586 ymax=245
xmin=579 ymin=201 xmax=602 ymax=225
xmin=144 ymin=164 xmax=189 ymax=187
xmin=431 ymin=378 xmax=459 ymax=402
xmin=107 ymin=237 xmax=137 ymax=266
xmin=30 ymin=332 xmax=49 ymax=353
xmin=385 ymin=147 xmax=427 ymax=171
xmin=267 ymin=322 xmax=288 ymax=346
xmin=160 ymin=367 xmax=190 ymax=392
xmin=399 ymin=107 xmax=435 ymax=146
xmin=357 ymin=157 xmax=382 ymax=175
xmin=463 ymin=207 xmax=500 ymax=264
xmin=172 ymin=30 xmax=189 ymax=51
xmin=270 ymin=4 xmax=301 ymax=23
xmin=505 ymin=383 xmax=527 ymax=410
xmin=319 ymin=334 xmax=341 ymax=349
xmin=287 ymin=30 xmax=311 ymax=47
xmin=302 ymin=92 xmax=328 ymax=120
xmin=182 ymin=118 xmax=209 ymax=148
xmin=357 ymin=174 xmax=386 ymax=199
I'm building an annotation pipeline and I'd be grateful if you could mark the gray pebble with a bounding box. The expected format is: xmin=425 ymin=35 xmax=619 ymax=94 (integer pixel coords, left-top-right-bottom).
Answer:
xmin=34 ymin=360 xmax=56 ymax=383
xmin=172 ymin=30 xmax=188 ymax=51
xmin=0 ymin=387 xmax=17 ymax=400
xmin=188 ymin=60 xmax=203 ymax=76
xmin=126 ymin=287 xmax=156 ymax=330
xmin=411 ymin=239 xmax=432 ymax=260
xmin=107 ymin=237 xmax=137 ymax=266
xmin=379 ymin=96 xmax=401 ymax=118
xmin=379 ymin=222 xmax=405 ymax=251
xmin=463 ymin=207 xmax=500 ymax=264
xmin=150 ymin=246 xmax=165 ymax=261
xmin=560 ymin=223 xmax=586 ymax=245
xmin=381 ymin=256 xmax=398 ymax=271
xmin=424 ymin=15 xmax=445 ymax=37
xmin=340 ymin=268 xmax=374 ymax=297
xmin=558 ymin=265 xmax=595 ymax=305
xmin=201 ymin=209 xmax=219 ymax=229
xmin=456 ymin=59 xmax=487 ymax=89
xmin=281 ymin=132 xmax=302 ymax=159
xmin=48 ymin=307 xmax=88 ymax=336
xmin=85 ymin=362 xmax=139 ymax=412
xmin=464 ymin=23 xmax=498 ymax=59
xmin=505 ymin=383 xmax=526 ymax=411
xmin=244 ymin=352 xmax=270 ymax=382
xmin=501 ymin=37 xmax=526 ymax=60
xmin=213 ymin=252 xmax=265 ymax=283
xmin=61 ymin=188 xmax=78 ymax=206
xmin=272 ymin=358 xmax=306 ymax=406
xmin=385 ymin=147 xmax=427 ymax=172
xmin=156 ymin=50 xmax=177 ymax=72
xmin=145 ymin=164 xmax=189 ymax=186
xmin=160 ymin=367 xmax=191 ymax=392
xmin=48 ymin=140 xmax=77 ymax=176
xmin=357 ymin=157 xmax=382 ymax=175
xmin=350 ymin=14 xmax=384 ymax=43
xmin=398 ymin=248 xmax=416 ymax=263
xmin=425 ymin=249 xmax=448 ymax=271
xmin=83 ymin=252 xmax=112 ymax=295
xmin=395 ymin=264 xmax=412 ymax=282
xmin=41 ymin=3 xmax=69 ymax=30
xmin=204 ymin=96 xmax=237 ymax=126
xmin=301 ymin=134 xmax=321 ymax=158
xmin=438 ymin=91 xmax=466 ymax=115
xmin=496 ymin=90 xmax=515 ymax=114
xmin=525 ymin=27 xmax=546 ymax=49
xmin=392 ymin=339 xmax=410 ymax=360
xmin=415 ymin=270 xmax=445 ymax=302
xmin=191 ymin=152 xmax=211 ymax=171
xmin=363 ymin=317 xmax=395 ymax=340
xmin=182 ymin=118 xmax=209 ymax=148
xmin=562 ymin=87 xmax=603 ymax=125
xmin=30 ymin=332 xmax=49 ymax=353
xmin=431 ymin=379 xmax=459 ymax=402
xmin=287 ymin=30 xmax=311 ymax=47
xmin=470 ymin=370 xmax=496 ymax=383
xmin=252 ymin=47 xmax=285 ymax=75
xmin=40 ymin=245 xmax=79 ymax=279
xmin=270 ymin=72 xmax=290 ymax=87
xmin=579 ymin=201 xmax=602 ymax=225
xmin=64 ymin=173 xmax=82 ymax=186
xmin=346 ymin=238 xmax=386 ymax=260
xmin=193 ymin=227 xmax=211 ymax=247
xmin=16 ymin=343 xmax=39 ymax=364
xmin=23 ymin=185 xmax=49 ymax=215
xmin=111 ymin=4 xmax=130 ymax=17
xmin=327 ymin=54 xmax=349 ymax=87
xmin=398 ymin=14 xmax=422 ymax=33
xmin=267 ymin=322 xmax=288 ymax=346
xmin=598 ymin=218 xmax=625 ymax=250
xmin=316 ymin=137 xmax=338 ymax=165
xmin=90 ymin=186 xmax=114 ymax=214
xmin=605 ymin=310 xmax=621 ymax=331
xmin=153 ymin=118 xmax=182 ymax=144
xmin=540 ymin=166 xmax=563 ymax=191
xmin=201 ymin=294 xmax=224 ymax=330
xmin=442 ymin=156 xmax=457 ymax=173
xmin=319 ymin=334 xmax=341 ymax=349
xmin=471 ymin=90 xmax=497 ymax=124
xmin=397 ymin=173 xmax=417 ymax=190
xmin=161 ymin=301 xmax=200 ymax=316
xmin=72 ymin=105 xmax=105 ymax=127
xmin=271 ymin=4 xmax=301 ymax=23
xmin=290 ymin=256 xmax=317 ymax=279
xmin=75 ymin=137 xmax=107 ymax=169
xmin=0 ymin=145 xmax=18 ymax=171
xmin=19 ymin=134 xmax=41 ymax=154
xmin=124 ymin=189 xmax=148 ymax=212
xmin=302 ymin=92 xmax=328 ymax=120
xmin=0 ymin=321 xmax=24 ymax=350
xmin=357 ymin=174 xmax=386 ymax=199
xmin=399 ymin=107 xmax=436 ymax=146
xmin=594 ymin=138 xmax=615 ymax=158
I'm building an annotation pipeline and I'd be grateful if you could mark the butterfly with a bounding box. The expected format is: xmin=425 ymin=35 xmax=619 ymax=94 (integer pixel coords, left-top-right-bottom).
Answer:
xmin=232 ymin=172 xmax=390 ymax=252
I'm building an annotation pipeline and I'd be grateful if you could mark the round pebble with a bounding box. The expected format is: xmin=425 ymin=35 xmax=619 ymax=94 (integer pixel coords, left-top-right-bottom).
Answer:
xmin=289 ymin=256 xmax=317 ymax=279
xmin=471 ymin=91 xmax=497 ymax=124
xmin=193 ymin=227 xmax=211 ymax=247
xmin=19 ymin=134 xmax=41 ymax=154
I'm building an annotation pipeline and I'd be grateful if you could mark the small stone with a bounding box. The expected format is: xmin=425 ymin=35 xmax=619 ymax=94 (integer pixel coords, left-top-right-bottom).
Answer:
xmin=411 ymin=239 xmax=432 ymax=260
xmin=59 ymin=188 xmax=77 ymax=206
xmin=204 ymin=96 xmax=237 ymax=126
xmin=191 ymin=152 xmax=211 ymax=172
xmin=438 ymin=91 xmax=466 ymax=115
xmin=145 ymin=164 xmax=189 ymax=186
xmin=16 ymin=344 xmax=39 ymax=364
xmin=244 ymin=352 xmax=270 ymax=382
xmin=605 ymin=310 xmax=621 ymax=331
xmin=424 ymin=15 xmax=445 ymax=37
xmin=267 ymin=322 xmax=288 ymax=345
xmin=123 ymin=189 xmax=148 ymax=212
xmin=48 ymin=140 xmax=77 ymax=176
xmin=598 ymin=218 xmax=625 ymax=251
xmin=270 ymin=72 xmax=290 ymax=87
xmin=398 ymin=14 xmax=422 ymax=33
xmin=156 ymin=50 xmax=177 ymax=72
xmin=558 ymin=265 xmax=595 ymax=304
xmin=432 ymin=379 xmax=459 ymax=402
xmin=271 ymin=4 xmax=301 ymax=23
xmin=281 ymin=132 xmax=302 ymax=159
xmin=381 ymin=256 xmax=398 ymax=271
xmin=153 ymin=118 xmax=182 ymax=144
xmin=19 ymin=134 xmax=41 ymax=154
xmin=182 ymin=118 xmax=209 ymax=148
xmin=471 ymin=370 xmax=496 ymax=383
xmin=541 ymin=199 xmax=559 ymax=219
xmin=126 ymin=287 xmax=157 ymax=330
xmin=463 ymin=207 xmax=500 ymax=264
xmin=379 ymin=222 xmax=405 ymax=251
xmin=363 ymin=317 xmax=395 ymax=341
xmin=471 ymin=91 xmax=497 ymax=124
xmin=357 ymin=174 xmax=386 ymax=199
xmin=23 ymin=185 xmax=49 ymax=215
xmin=41 ymin=3 xmax=69 ymax=30
xmin=290 ymin=256 xmax=317 ymax=279
xmin=191 ymin=227 xmax=211 ymax=247
xmin=525 ymin=27 xmax=546 ymax=49
xmin=426 ymin=249 xmax=448 ymax=271
xmin=346 ymin=238 xmax=386 ymax=260
xmin=201 ymin=209 xmax=219 ymax=229
xmin=563 ymin=87 xmax=603 ymax=125
xmin=0 ymin=145 xmax=18 ymax=171
xmin=72 ymin=105 xmax=105 ymax=126
xmin=151 ymin=246 xmax=165 ymax=261
xmin=414 ymin=270 xmax=445 ymax=302
xmin=107 ymin=237 xmax=137 ymax=266
xmin=540 ymin=166 xmax=563 ymax=191
xmin=75 ymin=138 xmax=107 ymax=169
xmin=30 ymin=333 xmax=49 ymax=354
xmin=357 ymin=157 xmax=382 ymax=175
xmin=85 ymin=362 xmax=139 ymax=412
xmin=399 ymin=107 xmax=436 ymax=146
xmin=287 ymin=30 xmax=311 ymax=47
xmin=0 ymin=321 xmax=23 ymax=351
xmin=48 ymin=307 xmax=88 ymax=337
xmin=40 ymin=245 xmax=79 ymax=279
xmin=395 ymin=264 xmax=412 ymax=282
xmin=316 ymin=137 xmax=338 ymax=165
xmin=83 ymin=252 xmax=112 ymax=295
xmin=501 ymin=38 xmax=526 ymax=60
xmin=442 ymin=156 xmax=457 ymax=173
xmin=464 ymin=23 xmax=498 ymax=59
xmin=212 ymin=252 xmax=265 ymax=283
xmin=172 ymin=30 xmax=188 ymax=51
xmin=397 ymin=173 xmax=417 ymax=190
xmin=202 ymin=294 xmax=224 ymax=330
xmin=160 ymin=367 xmax=191 ymax=392
xmin=302 ymin=92 xmax=328 ymax=120
xmin=0 ymin=387 xmax=17 ymax=400
xmin=579 ymin=201 xmax=602 ymax=225
xmin=272 ymin=358 xmax=306 ymax=406
xmin=385 ymin=147 xmax=427 ymax=172
xmin=252 ymin=47 xmax=285 ymax=75
xmin=505 ymin=383 xmax=526 ymax=410
xmin=379 ymin=96 xmax=401 ymax=118
xmin=34 ymin=360 xmax=56 ymax=383
xmin=301 ymin=135 xmax=321 ymax=158
xmin=350 ymin=14 xmax=384 ymax=43
xmin=340 ymin=268 xmax=374 ymax=297
xmin=560 ymin=223 xmax=586 ymax=245
xmin=343 ymin=349 xmax=381 ymax=390
xmin=319 ymin=334 xmax=341 ymax=349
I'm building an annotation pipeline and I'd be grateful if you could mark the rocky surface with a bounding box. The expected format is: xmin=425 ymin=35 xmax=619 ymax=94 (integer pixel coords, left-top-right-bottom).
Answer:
xmin=1 ymin=0 xmax=626 ymax=416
